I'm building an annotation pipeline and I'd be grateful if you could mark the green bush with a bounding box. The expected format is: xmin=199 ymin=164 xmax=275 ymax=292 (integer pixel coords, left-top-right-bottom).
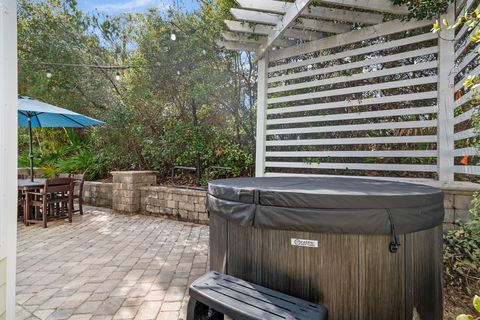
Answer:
xmin=142 ymin=119 xmax=253 ymax=182
xmin=444 ymin=193 xmax=480 ymax=291
xmin=18 ymin=129 xmax=109 ymax=180
xmin=390 ymin=0 xmax=453 ymax=20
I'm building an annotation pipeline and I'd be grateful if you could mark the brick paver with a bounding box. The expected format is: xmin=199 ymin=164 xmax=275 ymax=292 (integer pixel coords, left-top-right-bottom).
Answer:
xmin=16 ymin=206 xmax=209 ymax=320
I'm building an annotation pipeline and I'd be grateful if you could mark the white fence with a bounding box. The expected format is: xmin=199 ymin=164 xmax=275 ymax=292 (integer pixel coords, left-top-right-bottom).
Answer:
xmin=256 ymin=5 xmax=480 ymax=182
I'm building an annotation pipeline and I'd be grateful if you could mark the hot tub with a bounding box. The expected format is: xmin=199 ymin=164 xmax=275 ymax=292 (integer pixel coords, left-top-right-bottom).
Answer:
xmin=207 ymin=177 xmax=444 ymax=320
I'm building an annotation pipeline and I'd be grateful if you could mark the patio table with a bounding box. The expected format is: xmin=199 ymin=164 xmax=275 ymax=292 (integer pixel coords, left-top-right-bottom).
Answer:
xmin=18 ymin=179 xmax=45 ymax=191
xmin=18 ymin=179 xmax=45 ymax=224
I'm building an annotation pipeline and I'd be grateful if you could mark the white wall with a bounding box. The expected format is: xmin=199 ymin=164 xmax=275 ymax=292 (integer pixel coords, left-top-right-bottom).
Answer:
xmin=0 ymin=0 xmax=17 ymax=318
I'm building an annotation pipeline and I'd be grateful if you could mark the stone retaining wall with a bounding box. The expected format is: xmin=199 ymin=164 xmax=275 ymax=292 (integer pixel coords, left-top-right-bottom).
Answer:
xmin=140 ymin=186 xmax=208 ymax=224
xmin=83 ymin=181 xmax=113 ymax=208
xmin=443 ymin=189 xmax=475 ymax=231
xmin=112 ymin=171 xmax=157 ymax=213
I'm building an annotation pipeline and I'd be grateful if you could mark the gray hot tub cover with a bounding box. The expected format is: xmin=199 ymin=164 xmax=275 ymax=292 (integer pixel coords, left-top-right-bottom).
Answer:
xmin=207 ymin=177 xmax=444 ymax=234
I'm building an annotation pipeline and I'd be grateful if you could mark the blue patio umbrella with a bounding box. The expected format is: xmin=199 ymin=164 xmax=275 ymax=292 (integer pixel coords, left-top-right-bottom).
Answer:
xmin=18 ymin=96 xmax=104 ymax=181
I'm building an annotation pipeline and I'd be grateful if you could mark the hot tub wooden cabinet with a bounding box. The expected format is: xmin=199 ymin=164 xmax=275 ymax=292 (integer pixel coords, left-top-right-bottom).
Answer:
xmin=207 ymin=177 xmax=444 ymax=320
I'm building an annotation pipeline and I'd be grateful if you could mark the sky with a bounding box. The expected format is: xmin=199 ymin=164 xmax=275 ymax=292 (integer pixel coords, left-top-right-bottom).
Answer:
xmin=76 ymin=0 xmax=200 ymax=15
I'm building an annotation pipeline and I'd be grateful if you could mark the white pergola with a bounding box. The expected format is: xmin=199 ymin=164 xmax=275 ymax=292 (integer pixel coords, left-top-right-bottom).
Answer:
xmin=219 ymin=0 xmax=408 ymax=54
xmin=219 ymin=0 xmax=478 ymax=183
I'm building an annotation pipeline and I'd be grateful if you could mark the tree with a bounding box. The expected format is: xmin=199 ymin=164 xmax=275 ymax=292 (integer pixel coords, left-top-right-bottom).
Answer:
xmin=17 ymin=0 xmax=256 ymax=180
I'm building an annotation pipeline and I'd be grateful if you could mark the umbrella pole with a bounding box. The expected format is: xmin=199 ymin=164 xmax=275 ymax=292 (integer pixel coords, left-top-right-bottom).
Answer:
xmin=27 ymin=115 xmax=34 ymax=182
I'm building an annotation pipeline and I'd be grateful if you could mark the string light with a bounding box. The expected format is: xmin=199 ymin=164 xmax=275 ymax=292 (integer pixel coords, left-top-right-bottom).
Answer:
xmin=22 ymin=17 xmax=228 ymax=80
xmin=171 ymin=0 xmax=178 ymax=42
xmin=19 ymin=3 xmax=234 ymax=85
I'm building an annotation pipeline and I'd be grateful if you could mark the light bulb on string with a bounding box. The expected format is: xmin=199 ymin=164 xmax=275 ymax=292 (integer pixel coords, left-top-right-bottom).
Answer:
xmin=202 ymin=49 xmax=206 ymax=55
xmin=46 ymin=69 xmax=52 ymax=78
xmin=115 ymin=71 xmax=121 ymax=81
xmin=170 ymin=29 xmax=177 ymax=41
xmin=176 ymin=70 xmax=181 ymax=75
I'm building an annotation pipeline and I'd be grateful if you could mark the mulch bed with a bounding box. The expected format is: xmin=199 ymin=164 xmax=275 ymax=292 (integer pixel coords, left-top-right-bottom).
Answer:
xmin=444 ymin=276 xmax=480 ymax=318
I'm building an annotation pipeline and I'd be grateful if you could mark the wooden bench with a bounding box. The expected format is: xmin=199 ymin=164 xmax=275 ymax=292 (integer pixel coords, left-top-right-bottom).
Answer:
xmin=187 ymin=271 xmax=327 ymax=320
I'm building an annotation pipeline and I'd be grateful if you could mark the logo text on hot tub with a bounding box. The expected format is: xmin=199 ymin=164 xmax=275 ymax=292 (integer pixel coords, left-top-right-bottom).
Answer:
xmin=291 ymin=238 xmax=318 ymax=248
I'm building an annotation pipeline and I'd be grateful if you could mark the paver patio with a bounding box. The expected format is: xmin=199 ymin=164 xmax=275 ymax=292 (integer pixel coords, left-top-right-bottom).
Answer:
xmin=16 ymin=206 xmax=209 ymax=320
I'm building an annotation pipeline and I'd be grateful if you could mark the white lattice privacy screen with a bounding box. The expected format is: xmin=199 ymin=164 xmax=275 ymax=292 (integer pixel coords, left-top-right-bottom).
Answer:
xmin=454 ymin=0 xmax=480 ymax=179
xmin=255 ymin=3 xmax=480 ymax=182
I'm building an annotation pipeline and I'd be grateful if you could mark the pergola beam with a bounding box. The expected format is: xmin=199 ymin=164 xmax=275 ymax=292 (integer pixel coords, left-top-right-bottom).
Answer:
xmin=230 ymin=8 xmax=279 ymax=25
xmin=230 ymin=8 xmax=351 ymax=34
xmin=257 ymin=0 xmax=313 ymax=57
xmin=224 ymin=20 xmax=324 ymax=41
xmin=222 ymin=31 xmax=297 ymax=48
xmin=296 ymin=17 xmax=350 ymax=34
xmin=269 ymin=18 xmax=433 ymax=60
xmin=235 ymin=0 xmax=383 ymax=25
xmin=222 ymin=31 xmax=263 ymax=43
xmin=319 ymin=0 xmax=409 ymax=15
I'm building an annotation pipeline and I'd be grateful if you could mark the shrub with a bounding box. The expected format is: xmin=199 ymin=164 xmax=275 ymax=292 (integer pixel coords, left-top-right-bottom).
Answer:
xmin=444 ymin=193 xmax=480 ymax=291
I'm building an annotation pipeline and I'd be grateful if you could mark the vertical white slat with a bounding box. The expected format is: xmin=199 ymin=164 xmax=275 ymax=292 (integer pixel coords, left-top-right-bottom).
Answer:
xmin=256 ymin=51 xmax=268 ymax=177
xmin=0 ymin=0 xmax=17 ymax=318
xmin=437 ymin=4 xmax=455 ymax=182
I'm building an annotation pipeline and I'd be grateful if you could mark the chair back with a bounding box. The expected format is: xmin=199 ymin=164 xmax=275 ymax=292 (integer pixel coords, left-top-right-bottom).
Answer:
xmin=44 ymin=178 xmax=73 ymax=194
xmin=71 ymin=173 xmax=85 ymax=194
xmin=58 ymin=173 xmax=71 ymax=178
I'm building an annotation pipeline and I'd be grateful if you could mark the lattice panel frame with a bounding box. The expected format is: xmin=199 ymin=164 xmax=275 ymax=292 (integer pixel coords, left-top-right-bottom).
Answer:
xmin=259 ymin=18 xmax=441 ymax=178
xmin=453 ymin=0 xmax=480 ymax=178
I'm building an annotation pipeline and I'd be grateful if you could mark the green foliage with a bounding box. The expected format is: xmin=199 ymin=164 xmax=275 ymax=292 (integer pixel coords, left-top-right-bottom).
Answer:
xmin=433 ymin=9 xmax=480 ymax=91
xmin=213 ymin=142 xmax=253 ymax=176
xmin=142 ymin=119 xmax=253 ymax=179
xmin=450 ymin=9 xmax=480 ymax=91
xmin=391 ymin=0 xmax=453 ymax=20
xmin=476 ymin=295 xmax=480 ymax=313
xmin=444 ymin=196 xmax=480 ymax=291
xmin=18 ymin=147 xmax=41 ymax=168
xmin=18 ymin=129 xmax=109 ymax=180
xmin=17 ymin=0 xmax=256 ymax=182
xmin=456 ymin=295 xmax=480 ymax=320
xmin=56 ymin=148 xmax=96 ymax=179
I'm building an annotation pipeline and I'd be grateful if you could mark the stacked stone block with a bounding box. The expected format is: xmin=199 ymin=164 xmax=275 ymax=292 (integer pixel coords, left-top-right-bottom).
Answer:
xmin=83 ymin=181 xmax=113 ymax=208
xmin=112 ymin=171 xmax=157 ymax=213
xmin=140 ymin=186 xmax=208 ymax=224
xmin=443 ymin=189 xmax=475 ymax=231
